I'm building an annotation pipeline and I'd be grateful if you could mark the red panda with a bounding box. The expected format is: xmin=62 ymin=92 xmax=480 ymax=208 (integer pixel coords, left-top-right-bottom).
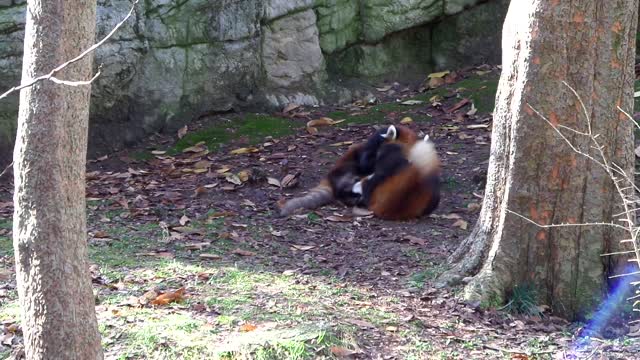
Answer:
xmin=352 ymin=125 xmax=441 ymax=220
xmin=278 ymin=142 xmax=370 ymax=216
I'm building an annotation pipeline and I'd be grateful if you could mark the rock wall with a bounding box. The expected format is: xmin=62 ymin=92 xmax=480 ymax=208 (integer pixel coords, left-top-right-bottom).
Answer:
xmin=0 ymin=0 xmax=508 ymax=161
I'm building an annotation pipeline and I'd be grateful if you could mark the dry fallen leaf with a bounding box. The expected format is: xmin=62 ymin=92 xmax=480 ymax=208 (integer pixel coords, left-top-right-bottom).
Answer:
xmin=452 ymin=219 xmax=469 ymax=230
xmin=400 ymin=116 xmax=413 ymax=124
xmin=150 ymin=287 xmax=186 ymax=306
xmin=151 ymin=150 xmax=166 ymax=155
xmin=447 ymin=98 xmax=470 ymax=113
xmin=271 ymin=230 xmax=287 ymax=237
xmin=330 ymin=346 xmax=358 ymax=358
xmin=467 ymin=124 xmax=490 ymax=129
xmin=242 ymin=199 xmax=257 ymax=208
xmin=428 ymin=77 xmax=445 ymax=88
xmin=282 ymin=103 xmax=300 ymax=113
xmin=230 ymin=147 xmax=259 ymax=155
xmin=139 ymin=289 xmax=159 ymax=305
xmin=306 ymin=117 xmax=345 ymax=135
xmin=329 ymin=141 xmax=354 ymax=147
xmin=429 ymin=94 xmax=443 ymax=103
xmin=441 ymin=213 xmax=462 ymax=220
xmin=179 ymin=215 xmax=190 ymax=226
xmin=291 ymin=244 xmax=316 ymax=251
xmin=237 ymin=170 xmax=251 ymax=183
xmin=306 ymin=117 xmax=344 ymax=128
xmin=216 ymin=166 xmax=231 ymax=174
xmin=325 ymin=215 xmax=352 ymax=222
xmin=267 ymin=177 xmax=281 ymax=187
xmin=344 ymin=318 xmax=375 ymax=328
xmin=93 ymin=230 xmax=110 ymax=238
xmin=199 ymin=253 xmax=222 ymax=260
xmin=226 ymin=173 xmax=243 ymax=185
xmin=194 ymin=160 xmax=212 ymax=170
xmin=467 ymin=202 xmax=481 ymax=212
xmin=400 ymin=100 xmax=423 ymax=106
xmin=239 ymin=323 xmax=258 ymax=332
xmin=466 ymin=102 xmax=478 ymax=116
xmin=352 ymin=207 xmax=373 ymax=217
xmin=428 ymin=70 xmax=450 ymax=78
xmin=194 ymin=186 xmax=208 ymax=197
xmin=182 ymin=143 xmax=207 ymax=153
xmin=404 ymin=235 xmax=427 ymax=246
xmin=280 ymin=173 xmax=299 ymax=188
xmin=171 ymin=226 xmax=205 ymax=236
xmin=185 ymin=242 xmax=211 ymax=250
xmin=232 ymin=248 xmax=256 ymax=257
xmin=177 ymin=125 xmax=188 ymax=139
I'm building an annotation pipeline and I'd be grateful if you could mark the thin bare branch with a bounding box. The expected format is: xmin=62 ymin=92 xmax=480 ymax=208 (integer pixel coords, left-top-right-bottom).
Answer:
xmin=0 ymin=161 xmax=12 ymax=179
xmin=617 ymin=106 xmax=640 ymax=132
xmin=0 ymin=0 xmax=138 ymax=100
xmin=506 ymin=209 xmax=629 ymax=231
xmin=49 ymin=67 xmax=102 ymax=86
xmin=600 ymin=250 xmax=638 ymax=257
xmin=609 ymin=271 xmax=640 ymax=279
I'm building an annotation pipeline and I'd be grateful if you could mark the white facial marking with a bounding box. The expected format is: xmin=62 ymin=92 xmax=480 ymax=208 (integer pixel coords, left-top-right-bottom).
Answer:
xmin=352 ymin=181 xmax=363 ymax=194
xmin=381 ymin=125 xmax=397 ymax=140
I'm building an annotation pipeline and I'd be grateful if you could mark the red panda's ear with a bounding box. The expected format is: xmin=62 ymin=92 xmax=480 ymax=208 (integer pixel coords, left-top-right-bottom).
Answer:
xmin=381 ymin=125 xmax=397 ymax=140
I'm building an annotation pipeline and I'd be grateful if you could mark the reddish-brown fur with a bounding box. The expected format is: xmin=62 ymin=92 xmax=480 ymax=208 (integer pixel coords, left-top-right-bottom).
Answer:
xmin=361 ymin=125 xmax=441 ymax=220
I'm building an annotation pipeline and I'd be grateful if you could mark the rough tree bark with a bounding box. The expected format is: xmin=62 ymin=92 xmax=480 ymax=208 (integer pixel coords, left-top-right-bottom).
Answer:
xmin=437 ymin=0 xmax=638 ymax=320
xmin=12 ymin=0 xmax=103 ymax=359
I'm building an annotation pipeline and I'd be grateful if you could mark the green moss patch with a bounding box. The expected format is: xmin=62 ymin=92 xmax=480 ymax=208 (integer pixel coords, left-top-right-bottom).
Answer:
xmin=171 ymin=114 xmax=298 ymax=154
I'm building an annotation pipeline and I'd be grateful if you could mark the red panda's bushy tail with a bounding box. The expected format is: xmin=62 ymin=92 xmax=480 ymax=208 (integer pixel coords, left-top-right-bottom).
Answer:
xmin=279 ymin=180 xmax=334 ymax=216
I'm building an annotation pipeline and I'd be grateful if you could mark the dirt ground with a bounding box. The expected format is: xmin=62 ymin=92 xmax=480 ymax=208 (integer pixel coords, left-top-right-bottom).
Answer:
xmin=1 ymin=66 xmax=639 ymax=359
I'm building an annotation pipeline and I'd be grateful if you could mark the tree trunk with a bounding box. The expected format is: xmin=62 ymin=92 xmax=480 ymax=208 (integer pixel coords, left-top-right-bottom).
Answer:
xmin=12 ymin=1 xmax=102 ymax=359
xmin=437 ymin=0 xmax=638 ymax=320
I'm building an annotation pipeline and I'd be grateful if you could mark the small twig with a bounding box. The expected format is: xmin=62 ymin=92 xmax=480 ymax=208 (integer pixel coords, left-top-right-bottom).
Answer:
xmin=0 ymin=161 xmax=13 ymax=179
xmin=0 ymin=0 xmax=139 ymax=100
xmin=482 ymin=343 xmax=555 ymax=355
xmin=507 ymin=209 xmax=629 ymax=231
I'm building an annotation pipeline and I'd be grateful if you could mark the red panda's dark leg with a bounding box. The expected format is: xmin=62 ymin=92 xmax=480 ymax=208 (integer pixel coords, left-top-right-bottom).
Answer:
xmin=422 ymin=175 xmax=441 ymax=215
xmin=358 ymin=143 xmax=409 ymax=206
xmin=357 ymin=126 xmax=397 ymax=174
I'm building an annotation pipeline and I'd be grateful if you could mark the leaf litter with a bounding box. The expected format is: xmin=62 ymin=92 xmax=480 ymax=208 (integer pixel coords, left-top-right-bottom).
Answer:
xmin=0 ymin=64 xmax=634 ymax=359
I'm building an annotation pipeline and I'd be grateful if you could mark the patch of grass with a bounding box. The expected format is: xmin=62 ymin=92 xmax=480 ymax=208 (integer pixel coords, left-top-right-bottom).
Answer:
xmin=172 ymin=114 xmax=297 ymax=154
xmin=0 ymin=219 xmax=11 ymax=230
xmin=108 ymin=311 xmax=213 ymax=359
xmin=455 ymin=76 xmax=499 ymax=113
xmin=0 ymin=235 xmax=12 ymax=257
xmin=130 ymin=151 xmax=154 ymax=162
xmin=217 ymin=325 xmax=351 ymax=360
xmin=357 ymin=306 xmax=398 ymax=326
xmin=481 ymin=292 xmax=504 ymax=309
xmin=403 ymin=338 xmax=434 ymax=360
xmin=408 ymin=271 xmax=429 ymax=288
xmin=89 ymin=226 xmax=165 ymax=270
xmin=403 ymin=74 xmax=498 ymax=114
xmin=502 ymin=283 xmax=542 ymax=316
xmin=443 ymin=176 xmax=461 ymax=191
xmin=0 ymin=301 xmax=20 ymax=322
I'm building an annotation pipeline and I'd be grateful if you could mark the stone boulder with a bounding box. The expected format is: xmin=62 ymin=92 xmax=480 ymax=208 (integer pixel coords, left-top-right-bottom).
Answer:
xmin=0 ymin=0 xmax=509 ymax=164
